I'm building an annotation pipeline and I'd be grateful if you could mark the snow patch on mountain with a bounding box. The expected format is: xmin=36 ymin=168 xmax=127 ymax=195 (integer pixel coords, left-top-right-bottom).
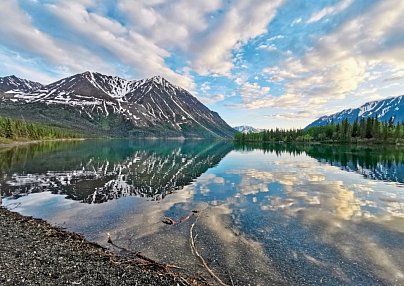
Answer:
xmin=0 ymin=75 xmax=42 ymax=93
xmin=233 ymin=125 xmax=261 ymax=133
xmin=0 ymin=72 xmax=235 ymax=138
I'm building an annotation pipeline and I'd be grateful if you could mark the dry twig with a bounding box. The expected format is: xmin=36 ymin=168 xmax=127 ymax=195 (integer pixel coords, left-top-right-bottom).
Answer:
xmin=189 ymin=213 xmax=229 ymax=286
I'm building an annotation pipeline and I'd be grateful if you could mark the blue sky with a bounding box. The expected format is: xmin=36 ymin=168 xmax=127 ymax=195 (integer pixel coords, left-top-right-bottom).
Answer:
xmin=0 ymin=0 xmax=403 ymax=128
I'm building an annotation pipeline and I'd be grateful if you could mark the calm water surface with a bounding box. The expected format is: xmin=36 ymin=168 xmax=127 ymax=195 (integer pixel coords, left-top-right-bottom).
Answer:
xmin=1 ymin=140 xmax=404 ymax=285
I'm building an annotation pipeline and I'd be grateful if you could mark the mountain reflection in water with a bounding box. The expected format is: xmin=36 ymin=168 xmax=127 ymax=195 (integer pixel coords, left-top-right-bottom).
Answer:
xmin=1 ymin=140 xmax=404 ymax=285
xmin=234 ymin=143 xmax=404 ymax=184
xmin=0 ymin=140 xmax=233 ymax=203
xmin=1 ymin=141 xmax=404 ymax=205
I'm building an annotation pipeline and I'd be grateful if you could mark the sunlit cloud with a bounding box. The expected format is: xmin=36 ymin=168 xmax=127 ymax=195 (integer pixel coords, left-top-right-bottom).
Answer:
xmin=0 ymin=0 xmax=403 ymax=128
xmin=260 ymin=0 xmax=404 ymax=123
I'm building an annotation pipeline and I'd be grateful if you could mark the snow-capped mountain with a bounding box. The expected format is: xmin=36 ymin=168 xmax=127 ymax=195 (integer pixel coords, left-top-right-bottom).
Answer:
xmin=0 ymin=75 xmax=42 ymax=93
xmin=233 ymin=125 xmax=260 ymax=133
xmin=0 ymin=72 xmax=235 ymax=137
xmin=306 ymin=95 xmax=404 ymax=128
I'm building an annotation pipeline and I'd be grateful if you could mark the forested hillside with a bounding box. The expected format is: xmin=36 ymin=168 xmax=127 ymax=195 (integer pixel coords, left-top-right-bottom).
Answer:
xmin=235 ymin=118 xmax=404 ymax=144
xmin=0 ymin=116 xmax=79 ymax=142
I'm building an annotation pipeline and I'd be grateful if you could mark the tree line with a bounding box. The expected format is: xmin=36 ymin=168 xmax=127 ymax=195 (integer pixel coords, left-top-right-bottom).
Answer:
xmin=0 ymin=115 xmax=79 ymax=142
xmin=235 ymin=117 xmax=404 ymax=144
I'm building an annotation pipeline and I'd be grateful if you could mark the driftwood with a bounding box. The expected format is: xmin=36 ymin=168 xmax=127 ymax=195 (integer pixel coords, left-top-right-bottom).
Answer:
xmin=189 ymin=212 xmax=229 ymax=286
xmin=108 ymin=208 xmax=231 ymax=285
xmin=163 ymin=208 xmax=229 ymax=285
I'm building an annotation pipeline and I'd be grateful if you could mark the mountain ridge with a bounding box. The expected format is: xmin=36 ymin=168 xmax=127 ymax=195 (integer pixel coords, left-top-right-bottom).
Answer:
xmin=0 ymin=72 xmax=235 ymax=138
xmin=0 ymin=75 xmax=43 ymax=93
xmin=307 ymin=95 xmax=404 ymax=128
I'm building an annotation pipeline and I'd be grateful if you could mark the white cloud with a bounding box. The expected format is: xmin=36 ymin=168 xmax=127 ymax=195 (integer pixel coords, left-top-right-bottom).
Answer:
xmin=257 ymin=44 xmax=277 ymax=51
xmin=241 ymin=82 xmax=270 ymax=100
xmin=291 ymin=17 xmax=302 ymax=26
xmin=0 ymin=0 xmax=112 ymax=77
xmin=190 ymin=0 xmax=284 ymax=75
xmin=307 ymin=0 xmax=354 ymax=23
xmin=197 ymin=93 xmax=225 ymax=105
xmin=264 ymin=111 xmax=315 ymax=121
xmin=46 ymin=0 xmax=196 ymax=90
xmin=263 ymin=0 xmax=404 ymax=116
xmin=268 ymin=35 xmax=285 ymax=41
xmin=234 ymin=77 xmax=246 ymax=85
xmin=0 ymin=0 xmax=284 ymax=90
xmin=237 ymin=81 xmax=301 ymax=109
xmin=2 ymin=0 xmax=402 ymax=131
xmin=0 ymin=49 xmax=58 ymax=84
xmin=0 ymin=0 xmax=198 ymax=89
xmin=200 ymin=82 xmax=211 ymax=93
xmin=196 ymin=81 xmax=226 ymax=104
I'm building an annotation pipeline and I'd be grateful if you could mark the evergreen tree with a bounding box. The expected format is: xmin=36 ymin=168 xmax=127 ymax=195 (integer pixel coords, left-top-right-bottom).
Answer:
xmin=234 ymin=117 xmax=403 ymax=144
xmin=352 ymin=119 xmax=359 ymax=138
xmin=341 ymin=119 xmax=349 ymax=142
xmin=359 ymin=118 xmax=366 ymax=139
xmin=4 ymin=118 xmax=13 ymax=139
xmin=395 ymin=123 xmax=401 ymax=139
xmin=365 ymin=117 xmax=373 ymax=139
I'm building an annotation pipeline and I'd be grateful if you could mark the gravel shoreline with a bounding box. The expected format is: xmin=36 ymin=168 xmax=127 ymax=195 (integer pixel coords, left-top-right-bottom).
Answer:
xmin=0 ymin=207 xmax=205 ymax=286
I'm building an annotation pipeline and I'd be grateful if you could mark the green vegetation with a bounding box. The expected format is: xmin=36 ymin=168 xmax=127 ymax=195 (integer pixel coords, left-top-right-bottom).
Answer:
xmin=235 ymin=117 xmax=404 ymax=144
xmin=0 ymin=103 xmax=133 ymax=138
xmin=0 ymin=115 xmax=79 ymax=142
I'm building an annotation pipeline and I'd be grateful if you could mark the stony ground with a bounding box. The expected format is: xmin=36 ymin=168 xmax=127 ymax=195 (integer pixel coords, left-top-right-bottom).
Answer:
xmin=0 ymin=207 xmax=205 ymax=286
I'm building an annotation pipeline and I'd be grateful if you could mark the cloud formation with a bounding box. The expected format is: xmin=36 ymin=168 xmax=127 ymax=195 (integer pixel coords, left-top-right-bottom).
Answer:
xmin=0 ymin=0 xmax=111 ymax=78
xmin=0 ymin=0 xmax=403 ymax=128
xmin=261 ymin=0 xmax=404 ymax=119
xmin=307 ymin=0 xmax=354 ymax=23
xmin=189 ymin=0 xmax=283 ymax=75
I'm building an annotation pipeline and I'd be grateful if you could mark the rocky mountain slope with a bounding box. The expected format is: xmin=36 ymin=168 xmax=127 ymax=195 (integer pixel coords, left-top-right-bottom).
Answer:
xmin=307 ymin=95 xmax=404 ymax=128
xmin=0 ymin=75 xmax=43 ymax=93
xmin=0 ymin=72 xmax=234 ymax=138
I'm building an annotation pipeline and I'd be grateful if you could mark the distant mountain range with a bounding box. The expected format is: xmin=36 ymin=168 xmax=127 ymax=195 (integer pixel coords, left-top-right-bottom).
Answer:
xmin=0 ymin=72 xmax=235 ymax=138
xmin=233 ymin=125 xmax=261 ymax=133
xmin=307 ymin=95 xmax=404 ymax=128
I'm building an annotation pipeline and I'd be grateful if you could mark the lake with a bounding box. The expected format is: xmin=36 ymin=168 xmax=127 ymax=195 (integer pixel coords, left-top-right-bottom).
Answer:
xmin=1 ymin=139 xmax=404 ymax=285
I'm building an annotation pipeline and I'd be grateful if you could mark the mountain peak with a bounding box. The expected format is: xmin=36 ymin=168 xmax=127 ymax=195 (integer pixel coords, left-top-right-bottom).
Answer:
xmin=82 ymin=70 xmax=107 ymax=76
xmin=82 ymin=71 xmax=93 ymax=77
xmin=1 ymin=75 xmax=21 ymax=81
xmin=0 ymin=71 xmax=235 ymax=138
xmin=147 ymin=75 xmax=168 ymax=85
xmin=132 ymin=75 xmax=183 ymax=96
xmin=0 ymin=75 xmax=43 ymax=92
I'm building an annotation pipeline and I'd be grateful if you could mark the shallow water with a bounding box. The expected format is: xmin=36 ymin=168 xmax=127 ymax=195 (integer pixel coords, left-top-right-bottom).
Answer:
xmin=1 ymin=140 xmax=404 ymax=285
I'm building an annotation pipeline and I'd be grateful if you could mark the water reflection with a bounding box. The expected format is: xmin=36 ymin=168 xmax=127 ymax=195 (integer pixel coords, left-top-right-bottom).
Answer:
xmin=1 ymin=141 xmax=404 ymax=285
xmin=0 ymin=140 xmax=232 ymax=203
xmin=235 ymin=143 xmax=404 ymax=184
xmin=192 ymin=148 xmax=404 ymax=284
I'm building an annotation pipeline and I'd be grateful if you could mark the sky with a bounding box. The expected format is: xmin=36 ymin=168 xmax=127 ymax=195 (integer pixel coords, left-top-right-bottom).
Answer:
xmin=0 ymin=0 xmax=403 ymax=129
